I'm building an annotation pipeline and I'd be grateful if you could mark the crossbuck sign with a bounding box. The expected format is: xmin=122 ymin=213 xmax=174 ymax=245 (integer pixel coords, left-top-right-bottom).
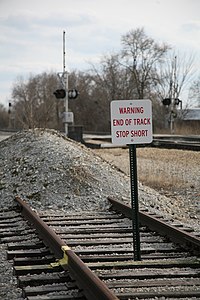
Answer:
xmin=111 ymin=99 xmax=153 ymax=145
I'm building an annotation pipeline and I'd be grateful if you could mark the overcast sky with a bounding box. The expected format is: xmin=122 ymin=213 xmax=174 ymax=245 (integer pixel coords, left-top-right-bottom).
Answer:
xmin=0 ymin=0 xmax=200 ymax=107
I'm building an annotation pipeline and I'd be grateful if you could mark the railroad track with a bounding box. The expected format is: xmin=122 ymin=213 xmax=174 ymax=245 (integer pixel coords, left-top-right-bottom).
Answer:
xmin=151 ymin=136 xmax=200 ymax=151
xmin=1 ymin=131 xmax=199 ymax=151
xmin=83 ymin=134 xmax=200 ymax=151
xmin=1 ymin=196 xmax=200 ymax=299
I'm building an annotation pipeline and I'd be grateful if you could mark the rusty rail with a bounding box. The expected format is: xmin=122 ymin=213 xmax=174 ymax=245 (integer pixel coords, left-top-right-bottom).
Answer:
xmin=15 ymin=196 xmax=119 ymax=300
xmin=108 ymin=196 xmax=200 ymax=252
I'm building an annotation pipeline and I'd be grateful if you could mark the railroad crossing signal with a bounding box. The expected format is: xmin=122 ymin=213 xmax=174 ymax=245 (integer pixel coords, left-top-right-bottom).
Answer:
xmin=162 ymin=98 xmax=181 ymax=106
xmin=53 ymin=89 xmax=66 ymax=99
xmin=8 ymin=101 xmax=12 ymax=114
xmin=68 ymin=89 xmax=79 ymax=99
xmin=53 ymin=89 xmax=79 ymax=100
xmin=174 ymin=98 xmax=181 ymax=105
xmin=162 ymin=98 xmax=171 ymax=106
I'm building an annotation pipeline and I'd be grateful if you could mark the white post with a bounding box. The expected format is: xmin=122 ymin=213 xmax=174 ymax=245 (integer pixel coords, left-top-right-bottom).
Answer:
xmin=64 ymin=72 xmax=69 ymax=136
xmin=63 ymin=30 xmax=69 ymax=136
xmin=170 ymin=56 xmax=177 ymax=134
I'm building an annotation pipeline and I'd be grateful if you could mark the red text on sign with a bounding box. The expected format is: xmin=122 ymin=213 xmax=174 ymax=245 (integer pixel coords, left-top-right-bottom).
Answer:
xmin=116 ymin=129 xmax=149 ymax=138
xmin=119 ymin=106 xmax=144 ymax=114
xmin=131 ymin=130 xmax=148 ymax=137
xmin=116 ymin=131 xmax=129 ymax=138
xmin=113 ymin=118 xmax=151 ymax=126
xmin=113 ymin=119 xmax=124 ymax=126
xmin=133 ymin=118 xmax=150 ymax=125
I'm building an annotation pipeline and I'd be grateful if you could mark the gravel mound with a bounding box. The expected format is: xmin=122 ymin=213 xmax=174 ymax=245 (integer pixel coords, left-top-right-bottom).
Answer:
xmin=0 ymin=129 xmax=131 ymax=212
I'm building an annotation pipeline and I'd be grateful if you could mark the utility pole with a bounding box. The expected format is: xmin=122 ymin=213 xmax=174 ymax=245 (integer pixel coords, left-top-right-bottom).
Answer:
xmin=63 ymin=30 xmax=69 ymax=136
xmin=54 ymin=31 xmax=77 ymax=135
xmin=170 ymin=56 xmax=177 ymax=133
xmin=162 ymin=56 xmax=182 ymax=134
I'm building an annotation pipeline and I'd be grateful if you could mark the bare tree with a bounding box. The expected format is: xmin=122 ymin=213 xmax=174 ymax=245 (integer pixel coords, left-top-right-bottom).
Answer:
xmin=156 ymin=52 xmax=195 ymax=102
xmin=120 ymin=27 xmax=170 ymax=99
xmin=90 ymin=54 xmax=137 ymax=101
xmin=86 ymin=54 xmax=142 ymax=131
xmin=12 ymin=73 xmax=62 ymax=129
xmin=154 ymin=52 xmax=196 ymax=132
xmin=188 ymin=75 xmax=200 ymax=107
xmin=0 ymin=104 xmax=9 ymax=128
xmin=69 ymin=70 xmax=111 ymax=132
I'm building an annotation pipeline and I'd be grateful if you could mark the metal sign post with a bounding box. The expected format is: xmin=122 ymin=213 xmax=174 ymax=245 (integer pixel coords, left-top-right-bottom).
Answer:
xmin=110 ymin=99 xmax=153 ymax=261
xmin=129 ymin=143 xmax=141 ymax=260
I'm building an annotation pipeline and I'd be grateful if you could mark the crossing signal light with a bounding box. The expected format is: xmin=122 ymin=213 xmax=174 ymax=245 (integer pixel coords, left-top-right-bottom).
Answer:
xmin=8 ymin=102 xmax=11 ymax=114
xmin=68 ymin=89 xmax=79 ymax=99
xmin=53 ymin=89 xmax=66 ymax=99
xmin=162 ymin=98 xmax=171 ymax=106
xmin=174 ymin=98 xmax=181 ymax=105
xmin=171 ymin=110 xmax=177 ymax=118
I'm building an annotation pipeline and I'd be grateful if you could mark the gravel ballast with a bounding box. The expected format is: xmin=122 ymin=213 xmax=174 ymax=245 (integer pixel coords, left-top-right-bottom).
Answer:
xmin=0 ymin=129 xmax=199 ymax=299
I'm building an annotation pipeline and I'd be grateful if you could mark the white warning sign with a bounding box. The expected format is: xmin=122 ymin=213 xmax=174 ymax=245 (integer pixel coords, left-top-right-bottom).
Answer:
xmin=110 ymin=99 xmax=153 ymax=145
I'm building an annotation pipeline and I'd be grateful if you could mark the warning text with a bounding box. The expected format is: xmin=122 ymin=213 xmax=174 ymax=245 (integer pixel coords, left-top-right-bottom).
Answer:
xmin=110 ymin=100 xmax=153 ymax=145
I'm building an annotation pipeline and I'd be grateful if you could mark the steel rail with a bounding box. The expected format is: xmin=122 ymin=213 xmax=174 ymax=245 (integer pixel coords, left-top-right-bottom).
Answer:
xmin=108 ymin=196 xmax=200 ymax=252
xmin=83 ymin=133 xmax=200 ymax=151
xmin=15 ymin=196 xmax=119 ymax=300
xmin=151 ymin=139 xmax=200 ymax=151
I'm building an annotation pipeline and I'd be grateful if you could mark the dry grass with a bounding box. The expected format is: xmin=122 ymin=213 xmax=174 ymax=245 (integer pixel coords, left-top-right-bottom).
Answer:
xmin=93 ymin=147 xmax=200 ymax=230
xmin=93 ymin=147 xmax=200 ymax=197
xmin=137 ymin=148 xmax=198 ymax=190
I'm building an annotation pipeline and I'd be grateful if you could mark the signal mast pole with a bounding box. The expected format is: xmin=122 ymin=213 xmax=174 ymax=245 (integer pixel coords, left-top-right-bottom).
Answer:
xmin=63 ymin=30 xmax=69 ymax=136
xmin=162 ymin=56 xmax=182 ymax=132
xmin=170 ymin=56 xmax=177 ymax=134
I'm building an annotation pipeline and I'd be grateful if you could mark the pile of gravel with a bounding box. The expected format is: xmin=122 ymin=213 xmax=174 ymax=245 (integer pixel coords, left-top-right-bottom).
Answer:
xmin=0 ymin=129 xmax=131 ymax=212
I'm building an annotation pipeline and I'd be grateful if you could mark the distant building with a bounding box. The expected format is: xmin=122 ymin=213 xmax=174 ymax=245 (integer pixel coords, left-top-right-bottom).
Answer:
xmin=182 ymin=108 xmax=200 ymax=121
xmin=178 ymin=108 xmax=200 ymax=133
